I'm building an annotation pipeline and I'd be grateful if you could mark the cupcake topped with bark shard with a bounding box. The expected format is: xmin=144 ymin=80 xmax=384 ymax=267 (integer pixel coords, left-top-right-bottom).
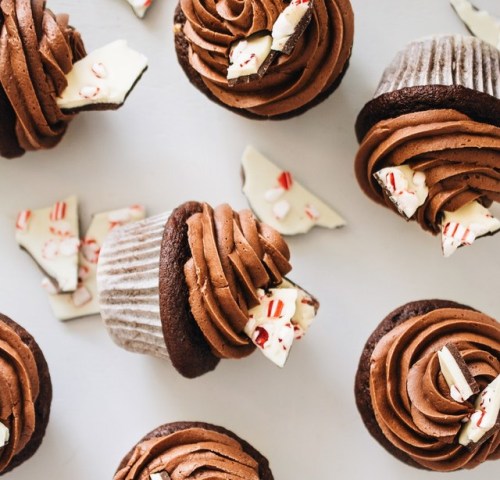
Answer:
xmin=355 ymin=35 xmax=500 ymax=257
xmin=0 ymin=0 xmax=148 ymax=159
xmin=97 ymin=201 xmax=319 ymax=378
xmin=174 ymin=0 xmax=354 ymax=119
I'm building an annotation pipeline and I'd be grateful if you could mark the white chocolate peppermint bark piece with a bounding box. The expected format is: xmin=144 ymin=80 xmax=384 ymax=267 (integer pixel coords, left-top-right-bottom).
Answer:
xmin=438 ymin=344 xmax=479 ymax=402
xmin=272 ymin=0 xmax=313 ymax=53
xmin=0 ymin=422 xmax=9 ymax=448
xmin=459 ymin=375 xmax=500 ymax=446
xmin=242 ymin=146 xmax=346 ymax=235
xmin=450 ymin=0 xmax=500 ymax=49
xmin=245 ymin=288 xmax=298 ymax=367
xmin=16 ymin=196 xmax=79 ymax=292
xmin=126 ymin=0 xmax=153 ymax=18
xmin=373 ymin=165 xmax=429 ymax=219
xmin=46 ymin=205 xmax=146 ymax=321
xmin=227 ymin=34 xmax=272 ymax=81
xmin=441 ymin=201 xmax=500 ymax=257
xmin=57 ymin=40 xmax=148 ymax=111
xmin=150 ymin=473 xmax=171 ymax=480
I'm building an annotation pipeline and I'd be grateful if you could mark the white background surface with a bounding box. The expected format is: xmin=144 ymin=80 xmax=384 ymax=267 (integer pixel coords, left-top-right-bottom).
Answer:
xmin=0 ymin=0 xmax=499 ymax=478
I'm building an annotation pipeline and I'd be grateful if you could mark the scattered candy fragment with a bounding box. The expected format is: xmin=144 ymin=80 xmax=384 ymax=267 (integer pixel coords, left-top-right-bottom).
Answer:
xmin=227 ymin=34 xmax=273 ymax=82
xmin=126 ymin=0 xmax=154 ymax=19
xmin=0 ymin=422 xmax=9 ymax=448
xmin=272 ymin=0 xmax=314 ymax=53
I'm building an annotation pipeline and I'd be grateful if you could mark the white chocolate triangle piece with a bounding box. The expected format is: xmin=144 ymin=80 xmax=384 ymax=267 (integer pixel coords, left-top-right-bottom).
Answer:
xmin=126 ymin=0 xmax=153 ymax=18
xmin=242 ymin=146 xmax=346 ymax=235
xmin=438 ymin=346 xmax=475 ymax=402
xmin=227 ymin=35 xmax=272 ymax=80
xmin=374 ymin=165 xmax=428 ymax=218
xmin=16 ymin=196 xmax=79 ymax=292
xmin=46 ymin=205 xmax=146 ymax=321
xmin=57 ymin=40 xmax=148 ymax=111
xmin=272 ymin=0 xmax=311 ymax=51
xmin=450 ymin=0 xmax=500 ymax=49
xmin=245 ymin=288 xmax=298 ymax=367
xmin=441 ymin=201 xmax=500 ymax=257
xmin=0 ymin=422 xmax=9 ymax=448
xmin=459 ymin=375 xmax=500 ymax=446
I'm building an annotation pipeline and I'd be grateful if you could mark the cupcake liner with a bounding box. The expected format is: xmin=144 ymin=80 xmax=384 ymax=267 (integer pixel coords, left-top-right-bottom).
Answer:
xmin=97 ymin=212 xmax=171 ymax=359
xmin=374 ymin=35 xmax=500 ymax=99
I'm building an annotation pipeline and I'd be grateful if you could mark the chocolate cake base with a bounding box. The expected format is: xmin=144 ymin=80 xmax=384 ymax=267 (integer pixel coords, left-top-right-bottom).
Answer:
xmin=159 ymin=202 xmax=220 ymax=379
xmin=116 ymin=421 xmax=274 ymax=480
xmin=354 ymin=299 xmax=474 ymax=470
xmin=0 ymin=314 xmax=52 ymax=475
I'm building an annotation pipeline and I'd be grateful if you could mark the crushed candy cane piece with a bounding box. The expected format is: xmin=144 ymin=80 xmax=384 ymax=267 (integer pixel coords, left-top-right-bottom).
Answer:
xmin=227 ymin=34 xmax=272 ymax=81
xmin=16 ymin=210 xmax=31 ymax=231
xmin=91 ymin=63 xmax=107 ymax=79
xmin=49 ymin=220 xmax=72 ymax=237
xmin=59 ymin=237 xmax=81 ymax=256
xmin=0 ymin=422 xmax=9 ymax=448
xmin=441 ymin=201 xmax=500 ymax=257
xmin=79 ymin=86 xmax=100 ymax=99
xmin=81 ymin=239 xmax=101 ymax=264
xmin=72 ymin=285 xmax=92 ymax=307
xmin=242 ymin=146 xmax=345 ymax=235
xmin=273 ymin=200 xmax=291 ymax=220
xmin=126 ymin=0 xmax=154 ymax=19
xmin=49 ymin=201 xmax=67 ymax=222
xmin=264 ymin=187 xmax=285 ymax=203
xmin=373 ymin=165 xmax=428 ymax=218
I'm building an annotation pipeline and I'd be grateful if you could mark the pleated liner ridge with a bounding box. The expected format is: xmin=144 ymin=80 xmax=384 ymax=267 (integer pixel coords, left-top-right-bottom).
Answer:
xmin=97 ymin=212 xmax=171 ymax=359
xmin=375 ymin=35 xmax=500 ymax=98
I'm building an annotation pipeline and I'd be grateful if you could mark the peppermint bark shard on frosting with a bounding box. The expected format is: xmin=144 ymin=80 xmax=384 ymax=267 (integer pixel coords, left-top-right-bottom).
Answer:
xmin=57 ymin=40 xmax=148 ymax=111
xmin=450 ymin=0 xmax=500 ymax=49
xmin=16 ymin=196 xmax=80 ymax=293
xmin=437 ymin=343 xmax=479 ymax=402
xmin=227 ymin=34 xmax=273 ymax=83
xmin=373 ymin=165 xmax=429 ymax=219
xmin=272 ymin=0 xmax=314 ymax=54
xmin=0 ymin=422 xmax=9 ymax=448
xmin=441 ymin=201 xmax=500 ymax=257
xmin=150 ymin=473 xmax=171 ymax=480
xmin=459 ymin=375 xmax=500 ymax=447
xmin=242 ymin=146 xmax=346 ymax=235
xmin=126 ymin=0 xmax=153 ymax=18
xmin=45 ymin=205 xmax=146 ymax=321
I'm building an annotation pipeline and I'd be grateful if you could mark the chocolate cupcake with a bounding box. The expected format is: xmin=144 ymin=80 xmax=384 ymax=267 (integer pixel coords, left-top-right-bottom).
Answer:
xmin=114 ymin=421 xmax=274 ymax=480
xmin=0 ymin=313 xmax=52 ymax=474
xmin=355 ymin=35 xmax=500 ymax=257
xmin=174 ymin=0 xmax=354 ymax=119
xmin=355 ymin=299 xmax=500 ymax=472
xmin=0 ymin=0 xmax=147 ymax=159
xmin=97 ymin=201 xmax=319 ymax=378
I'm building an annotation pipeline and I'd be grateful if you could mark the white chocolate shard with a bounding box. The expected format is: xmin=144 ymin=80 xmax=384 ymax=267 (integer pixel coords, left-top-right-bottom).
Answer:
xmin=450 ymin=0 xmax=500 ymax=49
xmin=0 ymin=422 xmax=9 ymax=448
xmin=150 ymin=473 xmax=171 ymax=480
xmin=227 ymin=35 xmax=272 ymax=80
xmin=437 ymin=345 xmax=476 ymax=402
xmin=272 ymin=0 xmax=312 ymax=51
xmin=46 ymin=205 xmax=146 ymax=321
xmin=373 ymin=165 xmax=429 ymax=219
xmin=441 ymin=201 xmax=500 ymax=257
xmin=16 ymin=196 xmax=79 ymax=292
xmin=126 ymin=0 xmax=153 ymax=18
xmin=57 ymin=40 xmax=148 ymax=111
xmin=459 ymin=375 xmax=500 ymax=446
xmin=242 ymin=146 xmax=346 ymax=235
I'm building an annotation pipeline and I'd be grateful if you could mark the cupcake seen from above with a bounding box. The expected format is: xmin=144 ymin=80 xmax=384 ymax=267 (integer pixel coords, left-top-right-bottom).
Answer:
xmin=97 ymin=201 xmax=319 ymax=378
xmin=174 ymin=0 xmax=354 ymax=119
xmin=355 ymin=299 xmax=500 ymax=472
xmin=0 ymin=313 xmax=52 ymax=475
xmin=0 ymin=0 xmax=148 ymax=159
xmin=354 ymin=35 xmax=500 ymax=257
xmin=114 ymin=421 xmax=274 ymax=480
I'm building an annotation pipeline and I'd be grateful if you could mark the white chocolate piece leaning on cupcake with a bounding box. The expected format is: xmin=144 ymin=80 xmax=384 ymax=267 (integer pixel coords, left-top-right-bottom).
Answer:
xmin=227 ymin=34 xmax=272 ymax=81
xmin=272 ymin=0 xmax=313 ymax=52
xmin=57 ymin=40 xmax=148 ymax=111
xmin=0 ymin=422 xmax=9 ymax=448
xmin=450 ymin=0 xmax=500 ymax=49
xmin=459 ymin=375 xmax=500 ymax=446
xmin=16 ymin=196 xmax=80 ymax=293
xmin=441 ymin=201 xmax=500 ymax=257
xmin=44 ymin=206 xmax=146 ymax=321
xmin=149 ymin=473 xmax=171 ymax=480
xmin=126 ymin=0 xmax=153 ymax=18
xmin=373 ymin=165 xmax=429 ymax=219
xmin=242 ymin=146 xmax=346 ymax=235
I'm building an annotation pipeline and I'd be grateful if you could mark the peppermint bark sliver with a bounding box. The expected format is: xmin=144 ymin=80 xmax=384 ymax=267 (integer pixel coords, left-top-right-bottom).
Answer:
xmin=272 ymin=0 xmax=315 ymax=55
xmin=437 ymin=343 xmax=479 ymax=402
xmin=126 ymin=0 xmax=154 ymax=19
xmin=150 ymin=473 xmax=171 ymax=480
xmin=57 ymin=40 xmax=148 ymax=113
xmin=0 ymin=422 xmax=9 ymax=448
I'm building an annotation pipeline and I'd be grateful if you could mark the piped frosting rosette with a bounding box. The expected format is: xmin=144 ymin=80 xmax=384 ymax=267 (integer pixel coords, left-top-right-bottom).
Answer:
xmin=174 ymin=0 xmax=354 ymax=118
xmin=367 ymin=306 xmax=499 ymax=471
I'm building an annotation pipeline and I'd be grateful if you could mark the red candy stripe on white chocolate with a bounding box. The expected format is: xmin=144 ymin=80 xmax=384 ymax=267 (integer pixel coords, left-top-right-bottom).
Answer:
xmin=277 ymin=171 xmax=293 ymax=190
xmin=267 ymin=299 xmax=285 ymax=318
xmin=16 ymin=210 xmax=31 ymax=231
xmin=81 ymin=239 xmax=101 ymax=264
xmin=91 ymin=63 xmax=107 ymax=79
xmin=304 ymin=204 xmax=320 ymax=220
xmin=50 ymin=201 xmax=67 ymax=222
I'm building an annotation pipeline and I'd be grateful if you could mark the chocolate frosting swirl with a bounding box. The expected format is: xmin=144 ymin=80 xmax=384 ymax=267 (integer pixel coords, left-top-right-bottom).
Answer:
xmin=0 ymin=0 xmax=85 ymax=157
xmin=0 ymin=316 xmax=40 ymax=473
xmin=115 ymin=426 xmax=261 ymax=480
xmin=176 ymin=0 xmax=354 ymax=117
xmin=370 ymin=307 xmax=500 ymax=471
xmin=184 ymin=203 xmax=291 ymax=359
xmin=355 ymin=109 xmax=500 ymax=233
